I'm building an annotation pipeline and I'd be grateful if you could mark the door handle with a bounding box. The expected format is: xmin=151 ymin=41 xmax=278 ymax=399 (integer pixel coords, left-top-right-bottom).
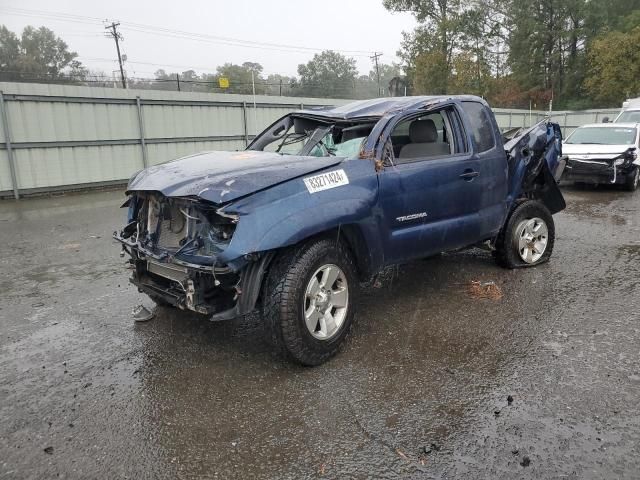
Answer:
xmin=459 ymin=170 xmax=480 ymax=181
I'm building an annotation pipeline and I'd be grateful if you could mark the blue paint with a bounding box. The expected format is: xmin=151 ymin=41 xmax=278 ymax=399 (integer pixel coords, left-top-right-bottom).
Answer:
xmin=124 ymin=96 xmax=564 ymax=276
xmin=128 ymin=150 xmax=342 ymax=204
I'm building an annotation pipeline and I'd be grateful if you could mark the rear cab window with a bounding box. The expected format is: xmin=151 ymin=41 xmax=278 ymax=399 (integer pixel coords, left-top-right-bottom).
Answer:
xmin=461 ymin=101 xmax=496 ymax=153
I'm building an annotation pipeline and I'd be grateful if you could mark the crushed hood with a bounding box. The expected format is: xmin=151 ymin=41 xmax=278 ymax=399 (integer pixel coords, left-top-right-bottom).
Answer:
xmin=127 ymin=150 xmax=343 ymax=204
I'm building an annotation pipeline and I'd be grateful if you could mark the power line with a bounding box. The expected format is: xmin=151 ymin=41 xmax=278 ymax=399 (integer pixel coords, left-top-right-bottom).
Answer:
xmin=0 ymin=6 xmax=382 ymax=57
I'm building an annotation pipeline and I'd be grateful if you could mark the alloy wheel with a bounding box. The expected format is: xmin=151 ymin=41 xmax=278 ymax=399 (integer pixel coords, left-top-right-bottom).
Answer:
xmin=303 ymin=264 xmax=349 ymax=340
xmin=515 ymin=217 xmax=549 ymax=264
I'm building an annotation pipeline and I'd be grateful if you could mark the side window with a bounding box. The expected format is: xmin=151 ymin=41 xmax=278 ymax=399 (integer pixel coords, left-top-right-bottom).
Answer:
xmin=390 ymin=109 xmax=455 ymax=164
xmin=461 ymin=102 xmax=495 ymax=153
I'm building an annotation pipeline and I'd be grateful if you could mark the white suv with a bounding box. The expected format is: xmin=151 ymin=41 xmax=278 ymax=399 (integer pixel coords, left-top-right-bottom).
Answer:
xmin=614 ymin=98 xmax=640 ymax=123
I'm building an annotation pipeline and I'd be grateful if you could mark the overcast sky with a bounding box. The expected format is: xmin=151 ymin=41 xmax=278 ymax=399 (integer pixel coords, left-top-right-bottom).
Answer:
xmin=0 ymin=0 xmax=416 ymax=79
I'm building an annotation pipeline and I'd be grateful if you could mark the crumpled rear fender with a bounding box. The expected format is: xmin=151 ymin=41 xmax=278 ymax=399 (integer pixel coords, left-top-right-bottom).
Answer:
xmin=505 ymin=121 xmax=566 ymax=214
xmin=216 ymin=158 xmax=382 ymax=271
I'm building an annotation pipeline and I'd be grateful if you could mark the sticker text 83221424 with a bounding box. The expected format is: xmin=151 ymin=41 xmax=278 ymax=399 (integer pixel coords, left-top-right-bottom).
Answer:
xmin=303 ymin=169 xmax=349 ymax=194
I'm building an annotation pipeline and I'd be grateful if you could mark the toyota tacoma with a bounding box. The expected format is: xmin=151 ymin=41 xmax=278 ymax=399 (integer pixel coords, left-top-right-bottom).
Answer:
xmin=114 ymin=96 xmax=566 ymax=365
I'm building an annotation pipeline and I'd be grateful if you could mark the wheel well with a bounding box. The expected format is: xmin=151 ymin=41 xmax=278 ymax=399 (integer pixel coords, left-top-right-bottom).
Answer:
xmin=252 ymin=224 xmax=373 ymax=311
xmin=290 ymin=224 xmax=373 ymax=281
xmin=328 ymin=224 xmax=373 ymax=281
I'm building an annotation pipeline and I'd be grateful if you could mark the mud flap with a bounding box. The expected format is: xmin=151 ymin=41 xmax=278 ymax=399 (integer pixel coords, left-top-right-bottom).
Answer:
xmin=554 ymin=156 xmax=567 ymax=183
xmin=523 ymin=159 xmax=565 ymax=215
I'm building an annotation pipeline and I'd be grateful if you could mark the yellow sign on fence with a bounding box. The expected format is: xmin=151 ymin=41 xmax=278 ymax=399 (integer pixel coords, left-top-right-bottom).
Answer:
xmin=219 ymin=77 xmax=229 ymax=89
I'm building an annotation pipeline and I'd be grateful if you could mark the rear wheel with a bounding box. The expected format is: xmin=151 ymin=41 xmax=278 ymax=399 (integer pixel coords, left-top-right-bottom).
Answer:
xmin=624 ymin=167 xmax=639 ymax=191
xmin=262 ymin=238 xmax=358 ymax=366
xmin=495 ymin=200 xmax=555 ymax=269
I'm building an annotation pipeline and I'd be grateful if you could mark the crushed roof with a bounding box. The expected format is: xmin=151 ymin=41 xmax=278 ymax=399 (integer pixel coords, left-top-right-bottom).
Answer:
xmin=298 ymin=95 xmax=486 ymax=120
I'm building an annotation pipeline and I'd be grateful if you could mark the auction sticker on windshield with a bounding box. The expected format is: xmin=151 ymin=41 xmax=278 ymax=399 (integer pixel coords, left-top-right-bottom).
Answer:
xmin=303 ymin=169 xmax=349 ymax=193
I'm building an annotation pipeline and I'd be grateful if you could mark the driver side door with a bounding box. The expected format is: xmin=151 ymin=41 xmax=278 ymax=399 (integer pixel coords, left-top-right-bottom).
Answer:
xmin=376 ymin=105 xmax=486 ymax=264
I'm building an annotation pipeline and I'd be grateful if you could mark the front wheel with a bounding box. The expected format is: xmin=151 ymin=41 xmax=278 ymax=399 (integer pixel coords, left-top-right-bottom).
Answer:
xmin=494 ymin=200 xmax=555 ymax=269
xmin=624 ymin=167 xmax=639 ymax=191
xmin=262 ymin=238 xmax=358 ymax=366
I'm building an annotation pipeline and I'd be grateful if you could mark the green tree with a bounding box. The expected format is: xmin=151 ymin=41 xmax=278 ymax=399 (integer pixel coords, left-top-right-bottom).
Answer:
xmin=412 ymin=50 xmax=449 ymax=94
xmin=265 ymin=74 xmax=294 ymax=96
xmin=0 ymin=25 xmax=86 ymax=80
xmin=383 ymin=0 xmax=476 ymax=93
xmin=384 ymin=0 xmax=508 ymax=95
xmin=448 ymin=51 xmax=491 ymax=95
xmin=296 ymin=50 xmax=358 ymax=98
xmin=352 ymin=64 xmax=401 ymax=98
xmin=503 ymin=0 xmax=640 ymax=108
xmin=215 ymin=62 xmax=265 ymax=95
xmin=390 ymin=0 xmax=640 ymax=107
xmin=152 ymin=69 xmax=182 ymax=91
xmin=583 ymin=0 xmax=640 ymax=37
xmin=371 ymin=63 xmax=402 ymax=95
xmin=0 ymin=26 xmax=20 ymax=73
xmin=585 ymin=27 xmax=640 ymax=106
xmin=504 ymin=0 xmax=583 ymax=103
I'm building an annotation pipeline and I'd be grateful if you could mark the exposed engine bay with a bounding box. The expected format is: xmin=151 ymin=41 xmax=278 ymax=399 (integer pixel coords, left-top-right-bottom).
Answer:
xmin=114 ymin=192 xmax=245 ymax=316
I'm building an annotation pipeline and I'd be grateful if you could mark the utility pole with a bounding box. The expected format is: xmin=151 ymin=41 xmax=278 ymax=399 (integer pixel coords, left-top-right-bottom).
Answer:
xmin=105 ymin=22 xmax=126 ymax=89
xmin=176 ymin=73 xmax=181 ymax=92
xmin=250 ymin=69 xmax=257 ymax=135
xmin=370 ymin=52 xmax=383 ymax=97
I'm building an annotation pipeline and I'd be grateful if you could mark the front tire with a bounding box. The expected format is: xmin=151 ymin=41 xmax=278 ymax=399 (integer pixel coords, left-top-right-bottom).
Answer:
xmin=262 ymin=238 xmax=358 ymax=366
xmin=495 ymin=200 xmax=555 ymax=269
xmin=624 ymin=167 xmax=639 ymax=191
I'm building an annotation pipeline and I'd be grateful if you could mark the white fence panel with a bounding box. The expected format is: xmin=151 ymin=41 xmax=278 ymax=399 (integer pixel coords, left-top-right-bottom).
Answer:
xmin=0 ymin=81 xmax=621 ymax=198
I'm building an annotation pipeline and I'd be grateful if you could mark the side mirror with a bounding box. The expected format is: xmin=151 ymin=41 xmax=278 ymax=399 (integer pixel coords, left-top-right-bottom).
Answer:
xmin=602 ymin=117 xmax=610 ymax=123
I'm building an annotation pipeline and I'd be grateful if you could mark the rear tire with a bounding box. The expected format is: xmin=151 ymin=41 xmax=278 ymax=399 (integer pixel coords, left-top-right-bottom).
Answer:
xmin=495 ymin=200 xmax=555 ymax=269
xmin=262 ymin=238 xmax=358 ymax=366
xmin=624 ymin=167 xmax=639 ymax=191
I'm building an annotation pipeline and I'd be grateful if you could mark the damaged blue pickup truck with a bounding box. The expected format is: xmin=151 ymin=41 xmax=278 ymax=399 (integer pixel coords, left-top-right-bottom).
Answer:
xmin=114 ymin=96 xmax=566 ymax=365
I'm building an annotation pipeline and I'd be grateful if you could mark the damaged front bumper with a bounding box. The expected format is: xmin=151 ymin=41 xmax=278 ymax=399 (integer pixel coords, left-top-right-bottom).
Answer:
xmin=114 ymin=192 xmax=271 ymax=321
xmin=563 ymin=150 xmax=638 ymax=185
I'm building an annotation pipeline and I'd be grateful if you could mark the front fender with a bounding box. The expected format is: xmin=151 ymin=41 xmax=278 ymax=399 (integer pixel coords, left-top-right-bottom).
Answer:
xmin=217 ymin=158 xmax=382 ymax=269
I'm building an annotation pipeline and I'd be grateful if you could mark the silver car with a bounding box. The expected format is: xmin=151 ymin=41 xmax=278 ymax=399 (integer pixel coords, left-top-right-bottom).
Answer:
xmin=562 ymin=123 xmax=640 ymax=191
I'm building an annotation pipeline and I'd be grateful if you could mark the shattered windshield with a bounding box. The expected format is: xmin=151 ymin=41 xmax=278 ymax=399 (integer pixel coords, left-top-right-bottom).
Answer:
xmin=262 ymin=125 xmax=331 ymax=156
xmin=565 ymin=126 xmax=637 ymax=145
xmin=250 ymin=115 xmax=373 ymax=158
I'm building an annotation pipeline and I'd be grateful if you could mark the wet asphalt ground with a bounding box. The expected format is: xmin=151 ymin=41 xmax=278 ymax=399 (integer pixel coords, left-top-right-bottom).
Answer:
xmin=0 ymin=185 xmax=639 ymax=479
